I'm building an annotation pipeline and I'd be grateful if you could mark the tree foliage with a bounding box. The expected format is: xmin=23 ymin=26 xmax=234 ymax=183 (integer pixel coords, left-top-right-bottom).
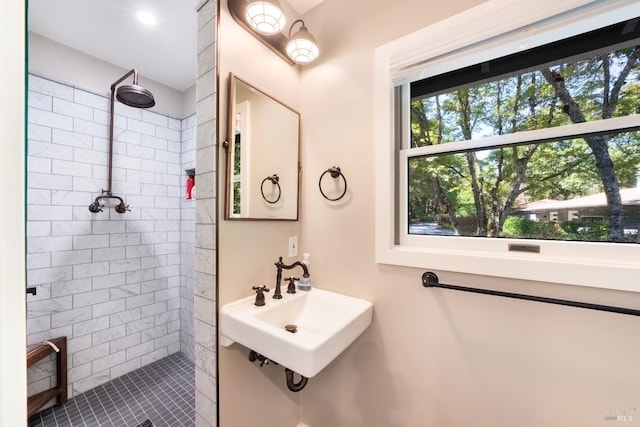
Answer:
xmin=410 ymin=46 xmax=640 ymax=242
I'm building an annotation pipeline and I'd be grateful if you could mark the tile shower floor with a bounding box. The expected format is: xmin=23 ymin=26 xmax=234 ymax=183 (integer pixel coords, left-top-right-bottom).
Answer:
xmin=29 ymin=352 xmax=195 ymax=427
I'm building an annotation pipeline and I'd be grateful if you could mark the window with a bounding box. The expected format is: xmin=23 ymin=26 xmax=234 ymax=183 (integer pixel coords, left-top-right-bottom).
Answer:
xmin=375 ymin=0 xmax=640 ymax=290
xmin=406 ymin=22 xmax=640 ymax=244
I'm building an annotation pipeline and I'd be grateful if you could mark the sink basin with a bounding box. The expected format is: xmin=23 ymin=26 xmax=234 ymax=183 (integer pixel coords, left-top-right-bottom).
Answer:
xmin=220 ymin=287 xmax=373 ymax=378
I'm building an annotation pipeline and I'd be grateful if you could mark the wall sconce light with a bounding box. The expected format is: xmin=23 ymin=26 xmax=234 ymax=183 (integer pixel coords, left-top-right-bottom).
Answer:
xmin=228 ymin=0 xmax=319 ymax=66
xmin=286 ymin=19 xmax=319 ymax=64
xmin=245 ymin=0 xmax=286 ymax=35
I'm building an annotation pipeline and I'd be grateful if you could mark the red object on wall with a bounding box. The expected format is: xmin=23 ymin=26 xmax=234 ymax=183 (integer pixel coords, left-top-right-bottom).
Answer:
xmin=186 ymin=176 xmax=195 ymax=200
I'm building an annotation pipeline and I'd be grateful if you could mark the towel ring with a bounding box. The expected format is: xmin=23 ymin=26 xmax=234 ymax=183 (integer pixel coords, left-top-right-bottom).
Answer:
xmin=261 ymin=174 xmax=281 ymax=204
xmin=319 ymin=167 xmax=347 ymax=201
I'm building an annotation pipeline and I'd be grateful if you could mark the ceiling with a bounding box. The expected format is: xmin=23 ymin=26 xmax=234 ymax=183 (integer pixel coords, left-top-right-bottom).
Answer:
xmin=28 ymin=0 xmax=324 ymax=93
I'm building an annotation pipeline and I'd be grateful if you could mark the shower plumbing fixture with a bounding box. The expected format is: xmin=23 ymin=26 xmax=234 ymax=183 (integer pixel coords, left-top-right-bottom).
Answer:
xmin=88 ymin=69 xmax=155 ymax=214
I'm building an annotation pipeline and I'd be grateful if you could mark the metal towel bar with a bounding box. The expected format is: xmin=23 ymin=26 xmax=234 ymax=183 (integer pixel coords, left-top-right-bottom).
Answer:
xmin=422 ymin=271 xmax=640 ymax=317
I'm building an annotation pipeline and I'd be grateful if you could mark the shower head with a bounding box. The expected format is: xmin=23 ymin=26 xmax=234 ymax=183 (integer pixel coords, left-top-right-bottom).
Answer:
xmin=116 ymin=84 xmax=155 ymax=109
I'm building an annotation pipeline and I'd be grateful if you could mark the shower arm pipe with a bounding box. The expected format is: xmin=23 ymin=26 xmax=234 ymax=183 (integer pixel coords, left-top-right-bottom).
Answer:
xmin=106 ymin=69 xmax=139 ymax=195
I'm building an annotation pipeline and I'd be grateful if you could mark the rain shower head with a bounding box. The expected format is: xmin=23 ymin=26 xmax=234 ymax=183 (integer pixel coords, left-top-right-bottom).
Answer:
xmin=116 ymin=84 xmax=155 ymax=109
xmin=88 ymin=68 xmax=155 ymax=214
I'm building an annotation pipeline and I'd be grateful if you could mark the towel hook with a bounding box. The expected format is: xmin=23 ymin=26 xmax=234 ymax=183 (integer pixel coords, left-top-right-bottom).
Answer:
xmin=261 ymin=174 xmax=281 ymax=204
xmin=319 ymin=166 xmax=347 ymax=201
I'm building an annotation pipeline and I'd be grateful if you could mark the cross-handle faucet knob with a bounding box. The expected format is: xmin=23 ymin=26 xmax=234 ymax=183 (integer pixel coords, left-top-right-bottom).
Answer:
xmin=286 ymin=277 xmax=299 ymax=294
xmin=252 ymin=285 xmax=270 ymax=306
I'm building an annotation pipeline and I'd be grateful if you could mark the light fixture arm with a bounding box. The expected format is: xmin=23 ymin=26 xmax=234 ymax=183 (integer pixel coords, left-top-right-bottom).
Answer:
xmin=288 ymin=19 xmax=305 ymax=38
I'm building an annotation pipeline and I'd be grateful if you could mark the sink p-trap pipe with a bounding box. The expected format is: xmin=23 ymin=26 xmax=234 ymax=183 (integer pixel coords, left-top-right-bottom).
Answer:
xmin=285 ymin=368 xmax=308 ymax=392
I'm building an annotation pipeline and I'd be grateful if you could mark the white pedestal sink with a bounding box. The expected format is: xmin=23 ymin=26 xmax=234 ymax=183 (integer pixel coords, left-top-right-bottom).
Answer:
xmin=220 ymin=287 xmax=373 ymax=378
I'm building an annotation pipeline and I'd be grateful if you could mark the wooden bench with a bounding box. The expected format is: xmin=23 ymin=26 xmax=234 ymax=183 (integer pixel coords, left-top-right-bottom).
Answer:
xmin=26 ymin=336 xmax=67 ymax=418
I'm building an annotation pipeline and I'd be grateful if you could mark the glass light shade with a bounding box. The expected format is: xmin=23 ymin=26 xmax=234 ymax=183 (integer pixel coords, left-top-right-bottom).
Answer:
xmin=286 ymin=26 xmax=319 ymax=64
xmin=245 ymin=1 xmax=285 ymax=35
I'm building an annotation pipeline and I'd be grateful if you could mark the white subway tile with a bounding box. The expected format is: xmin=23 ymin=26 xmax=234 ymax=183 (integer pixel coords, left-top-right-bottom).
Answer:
xmin=110 ymin=333 xmax=141 ymax=353
xmin=155 ymin=287 xmax=180 ymax=302
xmin=71 ymin=370 xmax=110 ymax=395
xmin=110 ymin=308 xmax=140 ymax=326
xmin=127 ymin=170 xmax=155 ymax=184
xmin=141 ymin=134 xmax=168 ymax=151
xmin=29 ymin=75 xmax=74 ymax=100
xmin=127 ymin=118 xmax=155 ymax=136
xmin=73 ymin=261 xmax=110 ymax=279
xmin=116 ymin=129 xmax=141 ymax=144
xmin=140 ymin=208 xmax=168 ymax=220
xmin=108 ymin=284 xmax=140 ymax=300
xmin=125 ymin=218 xmax=155 ymax=232
xmin=53 ymin=98 xmax=93 ymax=121
xmin=142 ymin=110 xmax=169 ymax=127
xmin=155 ymin=150 xmax=181 ymax=164
xmin=51 ymin=249 xmax=92 ymax=267
xmin=168 ymin=141 xmax=181 ymax=153
xmin=125 ymin=293 xmax=155 ymax=310
xmin=27 ymin=253 xmax=51 ymax=270
xmin=155 ymin=264 xmax=180 ymax=279
xmin=28 ymin=266 xmax=73 ymax=286
xmin=141 ymin=159 xmax=167 ymax=173
xmin=141 ymin=301 xmax=167 ymax=317
xmin=52 ymin=128 xmax=93 ymax=149
xmin=92 ymin=326 xmax=126 ymax=347
xmin=73 ymin=234 xmax=109 ymax=250
xmin=51 ymin=278 xmax=92 ymax=297
xmin=74 ymin=89 xmax=109 ymax=111
xmin=92 ymin=247 xmax=126 ymax=262
xmin=28 ymin=107 xmax=73 ymax=131
xmin=92 ymin=299 xmax=126 ymax=318
xmin=110 ymin=258 xmax=141 ymax=273
xmin=110 ymin=233 xmax=141 ymax=247
xmin=126 ymin=340 xmax=154 ymax=360
xmin=92 ymin=221 xmax=126 ymax=234
xmin=50 ymin=221 xmax=93 ymax=237
xmin=141 ymin=324 xmax=167 ymax=342
xmin=68 ymin=334 xmax=93 ymax=354
xmin=28 ymin=205 xmax=72 ymax=221
xmin=28 ymin=156 xmax=52 ymax=174
xmin=155 ymin=309 xmax=179 ymax=326
xmin=27 ymin=315 xmax=51 ymax=335
xmin=28 ymin=236 xmax=73 ymax=253
xmin=28 ymin=172 xmax=73 ymax=191
xmin=125 ymin=269 xmax=154 ymax=285
xmin=126 ymin=143 xmax=155 ymax=160
xmin=72 ymin=343 xmax=109 ymax=366
xmin=92 ymin=273 xmax=126 ymax=290
xmin=28 ymin=123 xmax=52 ymax=142
xmin=114 ymin=104 xmax=142 ymax=120
xmin=27 ymin=221 xmax=51 ymax=237
xmin=155 ymin=220 xmax=180 ymax=232
xmin=125 ymin=244 xmax=154 ymax=259
xmin=74 ymin=118 xmax=108 ymax=138
xmin=155 ymin=126 xmax=181 ymax=142
xmin=155 ymin=331 xmax=180 ymax=349
xmin=141 ymin=348 xmax=168 ymax=366
xmin=27 ymin=91 xmax=53 ymax=111
xmin=51 ymin=306 xmax=92 ymax=328
xmin=68 ymin=363 xmax=93 ymax=384
xmin=72 ymin=316 xmax=110 ymax=337
xmin=140 ymin=232 xmax=167 ymax=245
xmin=73 ymin=147 xmax=109 ymax=165
xmin=52 ymin=160 xmax=93 ymax=178
xmin=141 ymin=255 xmax=166 ymax=269
xmin=73 ymin=289 xmax=109 ymax=308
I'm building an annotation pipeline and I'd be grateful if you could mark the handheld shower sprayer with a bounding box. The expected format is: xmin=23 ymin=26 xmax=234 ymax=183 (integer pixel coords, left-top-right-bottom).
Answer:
xmin=89 ymin=69 xmax=155 ymax=214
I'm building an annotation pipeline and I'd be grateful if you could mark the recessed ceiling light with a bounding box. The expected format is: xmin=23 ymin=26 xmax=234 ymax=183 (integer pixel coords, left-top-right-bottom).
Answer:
xmin=137 ymin=10 xmax=157 ymax=26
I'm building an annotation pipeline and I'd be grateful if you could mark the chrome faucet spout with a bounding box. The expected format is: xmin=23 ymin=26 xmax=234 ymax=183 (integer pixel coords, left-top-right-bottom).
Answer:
xmin=274 ymin=257 xmax=309 ymax=299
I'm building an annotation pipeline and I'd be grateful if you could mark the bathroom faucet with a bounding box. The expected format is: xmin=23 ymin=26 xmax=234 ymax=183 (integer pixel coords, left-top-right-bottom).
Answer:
xmin=274 ymin=257 xmax=309 ymax=299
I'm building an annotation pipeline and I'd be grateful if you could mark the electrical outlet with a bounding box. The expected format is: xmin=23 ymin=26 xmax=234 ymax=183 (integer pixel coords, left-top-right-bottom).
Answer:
xmin=288 ymin=235 xmax=298 ymax=257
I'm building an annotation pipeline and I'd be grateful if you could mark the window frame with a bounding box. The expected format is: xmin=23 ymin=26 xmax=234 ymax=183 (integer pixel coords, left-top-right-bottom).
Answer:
xmin=374 ymin=0 xmax=640 ymax=291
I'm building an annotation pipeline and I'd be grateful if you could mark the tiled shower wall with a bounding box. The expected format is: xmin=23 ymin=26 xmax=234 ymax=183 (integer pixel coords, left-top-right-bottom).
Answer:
xmin=26 ymin=74 xmax=195 ymax=400
xmin=181 ymin=114 xmax=196 ymax=362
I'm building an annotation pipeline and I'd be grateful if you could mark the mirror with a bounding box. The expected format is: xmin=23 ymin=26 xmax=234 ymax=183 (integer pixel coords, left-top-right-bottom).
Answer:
xmin=224 ymin=73 xmax=300 ymax=220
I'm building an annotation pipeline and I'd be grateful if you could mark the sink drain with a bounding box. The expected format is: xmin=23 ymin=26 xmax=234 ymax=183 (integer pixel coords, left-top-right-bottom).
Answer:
xmin=284 ymin=324 xmax=297 ymax=333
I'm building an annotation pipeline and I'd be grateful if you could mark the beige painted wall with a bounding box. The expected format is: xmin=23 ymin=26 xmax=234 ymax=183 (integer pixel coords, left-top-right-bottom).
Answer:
xmin=217 ymin=0 xmax=303 ymax=425
xmin=296 ymin=1 xmax=640 ymax=427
